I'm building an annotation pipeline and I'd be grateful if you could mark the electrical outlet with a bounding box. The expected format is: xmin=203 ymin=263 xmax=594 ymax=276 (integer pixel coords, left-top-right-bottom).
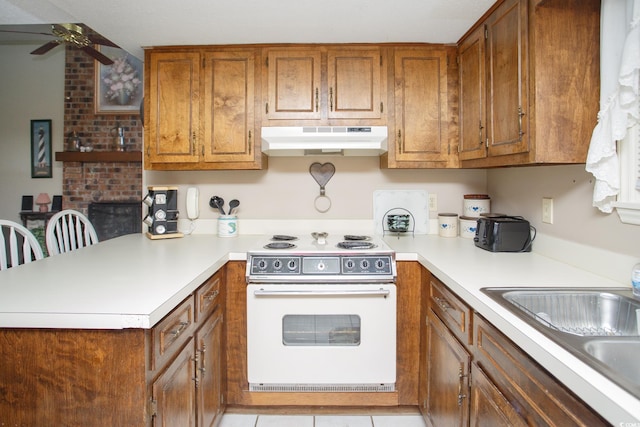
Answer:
xmin=429 ymin=194 xmax=438 ymax=212
xmin=542 ymin=197 xmax=553 ymax=224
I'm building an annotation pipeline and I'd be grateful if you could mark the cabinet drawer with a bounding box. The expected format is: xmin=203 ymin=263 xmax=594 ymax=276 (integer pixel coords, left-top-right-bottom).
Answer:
xmin=151 ymin=296 xmax=195 ymax=371
xmin=429 ymin=277 xmax=472 ymax=346
xmin=195 ymin=271 xmax=223 ymax=322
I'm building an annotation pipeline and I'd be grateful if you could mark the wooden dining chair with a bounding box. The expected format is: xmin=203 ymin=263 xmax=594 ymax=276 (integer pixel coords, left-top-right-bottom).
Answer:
xmin=0 ymin=219 xmax=44 ymax=270
xmin=45 ymin=209 xmax=99 ymax=256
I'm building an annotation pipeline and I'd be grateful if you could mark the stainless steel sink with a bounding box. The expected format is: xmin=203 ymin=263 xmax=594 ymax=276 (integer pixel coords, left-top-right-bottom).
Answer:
xmin=481 ymin=287 xmax=640 ymax=398
xmin=583 ymin=339 xmax=640 ymax=385
xmin=497 ymin=289 xmax=640 ymax=336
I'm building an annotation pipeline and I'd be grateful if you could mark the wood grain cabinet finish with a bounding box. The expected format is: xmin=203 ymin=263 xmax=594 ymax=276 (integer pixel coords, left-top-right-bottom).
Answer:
xmin=382 ymin=46 xmax=457 ymax=168
xmin=473 ymin=313 xmax=609 ymax=427
xmin=150 ymin=295 xmax=195 ymax=372
xmin=150 ymin=269 xmax=226 ymax=427
xmin=0 ymin=269 xmax=225 ymax=427
xmin=145 ymin=48 xmax=265 ymax=170
xmin=263 ymin=46 xmax=386 ymax=125
xmin=224 ymin=260 xmax=421 ymax=408
xmin=420 ymin=276 xmax=608 ymax=427
xmin=429 ymin=275 xmax=473 ymax=346
xmin=326 ymin=48 xmax=384 ymax=120
xmin=264 ymin=49 xmax=322 ymax=121
xmin=458 ymin=25 xmax=487 ymax=161
xmin=424 ymin=310 xmax=471 ymax=427
xmin=196 ymin=310 xmax=225 ymax=427
xmin=146 ymin=51 xmax=201 ymax=165
xmin=458 ymin=0 xmax=600 ymax=167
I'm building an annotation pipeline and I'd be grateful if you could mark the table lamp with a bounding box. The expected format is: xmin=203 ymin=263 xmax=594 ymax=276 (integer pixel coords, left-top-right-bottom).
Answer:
xmin=35 ymin=193 xmax=51 ymax=212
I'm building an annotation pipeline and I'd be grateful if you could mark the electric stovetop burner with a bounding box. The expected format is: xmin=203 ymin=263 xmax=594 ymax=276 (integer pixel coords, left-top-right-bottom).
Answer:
xmin=344 ymin=235 xmax=371 ymax=241
xmin=271 ymin=235 xmax=298 ymax=241
xmin=264 ymin=242 xmax=297 ymax=249
xmin=336 ymin=240 xmax=378 ymax=250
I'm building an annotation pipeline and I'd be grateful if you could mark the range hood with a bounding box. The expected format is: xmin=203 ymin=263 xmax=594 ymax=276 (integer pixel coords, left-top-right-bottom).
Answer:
xmin=261 ymin=126 xmax=388 ymax=156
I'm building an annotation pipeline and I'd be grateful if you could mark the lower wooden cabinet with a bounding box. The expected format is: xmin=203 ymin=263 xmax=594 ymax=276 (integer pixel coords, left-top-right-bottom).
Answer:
xmin=424 ymin=310 xmax=471 ymax=427
xmin=150 ymin=309 xmax=224 ymax=427
xmin=0 ymin=269 xmax=226 ymax=427
xmin=421 ymin=275 xmax=608 ymax=427
xmin=149 ymin=272 xmax=226 ymax=427
xmin=469 ymin=363 xmax=526 ymax=427
xmin=473 ymin=314 xmax=608 ymax=426
xmin=196 ymin=310 xmax=225 ymax=427
xmin=151 ymin=337 xmax=197 ymax=427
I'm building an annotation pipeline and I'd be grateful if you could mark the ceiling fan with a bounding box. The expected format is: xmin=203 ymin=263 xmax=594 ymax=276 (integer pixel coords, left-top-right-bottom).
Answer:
xmin=0 ymin=23 xmax=118 ymax=65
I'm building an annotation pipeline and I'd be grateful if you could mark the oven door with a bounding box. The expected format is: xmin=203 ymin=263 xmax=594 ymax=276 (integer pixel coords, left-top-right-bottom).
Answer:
xmin=247 ymin=283 xmax=396 ymax=392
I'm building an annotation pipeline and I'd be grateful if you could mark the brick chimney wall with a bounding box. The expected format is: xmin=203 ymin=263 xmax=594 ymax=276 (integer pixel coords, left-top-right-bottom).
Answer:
xmin=62 ymin=45 xmax=143 ymax=214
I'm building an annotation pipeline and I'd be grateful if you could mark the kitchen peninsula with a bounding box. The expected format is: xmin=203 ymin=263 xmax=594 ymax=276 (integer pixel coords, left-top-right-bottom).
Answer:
xmin=0 ymin=232 xmax=636 ymax=426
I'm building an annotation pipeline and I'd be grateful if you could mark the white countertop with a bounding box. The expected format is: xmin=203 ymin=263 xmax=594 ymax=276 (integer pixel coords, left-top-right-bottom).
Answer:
xmin=0 ymin=232 xmax=637 ymax=423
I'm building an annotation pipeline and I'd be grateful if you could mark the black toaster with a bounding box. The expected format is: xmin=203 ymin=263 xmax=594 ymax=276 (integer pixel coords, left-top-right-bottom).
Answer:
xmin=474 ymin=216 xmax=533 ymax=252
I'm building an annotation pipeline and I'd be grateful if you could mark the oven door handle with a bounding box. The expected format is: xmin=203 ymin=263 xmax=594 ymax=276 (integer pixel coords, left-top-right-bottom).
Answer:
xmin=253 ymin=289 xmax=391 ymax=297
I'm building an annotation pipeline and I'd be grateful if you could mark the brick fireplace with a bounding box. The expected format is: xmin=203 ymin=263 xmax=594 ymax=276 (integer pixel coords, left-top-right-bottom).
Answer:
xmin=61 ymin=44 xmax=143 ymax=238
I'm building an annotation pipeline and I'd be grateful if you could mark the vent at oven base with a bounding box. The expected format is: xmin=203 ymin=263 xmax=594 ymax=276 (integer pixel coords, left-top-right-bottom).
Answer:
xmin=249 ymin=383 xmax=395 ymax=392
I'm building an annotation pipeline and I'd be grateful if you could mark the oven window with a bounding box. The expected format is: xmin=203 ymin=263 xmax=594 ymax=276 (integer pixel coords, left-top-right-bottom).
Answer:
xmin=282 ymin=315 xmax=361 ymax=346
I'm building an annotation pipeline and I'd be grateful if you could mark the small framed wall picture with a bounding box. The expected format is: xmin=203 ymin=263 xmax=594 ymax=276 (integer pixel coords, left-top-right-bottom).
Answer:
xmin=30 ymin=119 xmax=52 ymax=178
xmin=94 ymin=46 xmax=143 ymax=114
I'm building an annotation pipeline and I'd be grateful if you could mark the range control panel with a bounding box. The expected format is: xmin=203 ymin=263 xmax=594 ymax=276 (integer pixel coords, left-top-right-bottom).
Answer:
xmin=248 ymin=255 xmax=394 ymax=276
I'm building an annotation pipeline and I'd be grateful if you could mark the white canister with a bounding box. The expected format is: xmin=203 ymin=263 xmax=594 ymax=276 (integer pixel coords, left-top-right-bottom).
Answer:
xmin=459 ymin=216 xmax=479 ymax=239
xmin=218 ymin=215 xmax=238 ymax=237
xmin=438 ymin=213 xmax=458 ymax=237
xmin=463 ymin=194 xmax=491 ymax=217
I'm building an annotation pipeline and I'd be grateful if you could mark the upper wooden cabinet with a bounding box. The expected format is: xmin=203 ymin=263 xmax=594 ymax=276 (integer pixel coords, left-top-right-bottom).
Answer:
xmin=458 ymin=0 xmax=600 ymax=167
xmin=202 ymin=50 xmax=259 ymax=166
xmin=146 ymin=51 xmax=201 ymax=165
xmin=264 ymin=49 xmax=322 ymax=121
xmin=381 ymin=46 xmax=458 ymax=168
xmin=263 ymin=46 xmax=386 ymax=125
xmin=458 ymin=25 xmax=487 ymax=161
xmin=145 ymin=48 xmax=266 ymax=170
xmin=326 ymin=48 xmax=384 ymax=120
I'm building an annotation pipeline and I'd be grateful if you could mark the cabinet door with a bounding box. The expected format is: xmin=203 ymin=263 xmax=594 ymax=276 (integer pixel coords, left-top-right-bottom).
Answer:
xmin=458 ymin=25 xmax=487 ymax=161
xmin=202 ymin=50 xmax=258 ymax=164
xmin=393 ymin=48 xmax=450 ymax=164
xmin=265 ymin=49 xmax=322 ymax=120
xmin=152 ymin=337 xmax=197 ymax=427
xmin=470 ymin=363 xmax=527 ymax=427
xmin=425 ymin=310 xmax=470 ymax=427
xmin=327 ymin=48 xmax=383 ymax=119
xmin=485 ymin=0 xmax=528 ymax=157
xmin=147 ymin=51 xmax=200 ymax=164
xmin=196 ymin=311 xmax=224 ymax=427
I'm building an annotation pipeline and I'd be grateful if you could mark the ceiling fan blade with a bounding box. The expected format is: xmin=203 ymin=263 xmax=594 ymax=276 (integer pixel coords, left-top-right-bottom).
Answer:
xmin=0 ymin=29 xmax=53 ymax=36
xmin=88 ymin=34 xmax=119 ymax=48
xmin=30 ymin=41 xmax=61 ymax=55
xmin=81 ymin=46 xmax=114 ymax=65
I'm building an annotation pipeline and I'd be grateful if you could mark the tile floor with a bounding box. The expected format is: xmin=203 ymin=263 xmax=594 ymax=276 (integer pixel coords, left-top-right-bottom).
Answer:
xmin=219 ymin=413 xmax=427 ymax=427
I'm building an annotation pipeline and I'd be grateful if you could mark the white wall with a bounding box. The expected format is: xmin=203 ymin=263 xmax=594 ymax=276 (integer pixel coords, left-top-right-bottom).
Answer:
xmin=0 ymin=43 xmax=64 ymax=222
xmin=487 ymin=165 xmax=640 ymax=258
xmin=145 ymin=157 xmax=487 ymax=223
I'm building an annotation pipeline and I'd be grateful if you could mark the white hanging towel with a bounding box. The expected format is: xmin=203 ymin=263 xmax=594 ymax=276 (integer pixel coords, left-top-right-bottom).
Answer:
xmin=586 ymin=0 xmax=640 ymax=213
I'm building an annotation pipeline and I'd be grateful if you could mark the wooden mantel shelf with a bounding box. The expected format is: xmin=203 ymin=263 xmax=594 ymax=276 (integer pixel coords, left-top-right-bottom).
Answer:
xmin=55 ymin=151 xmax=142 ymax=163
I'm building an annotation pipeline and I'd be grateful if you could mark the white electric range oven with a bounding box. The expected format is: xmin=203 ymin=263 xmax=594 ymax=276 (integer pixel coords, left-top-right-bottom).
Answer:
xmin=246 ymin=232 xmax=397 ymax=392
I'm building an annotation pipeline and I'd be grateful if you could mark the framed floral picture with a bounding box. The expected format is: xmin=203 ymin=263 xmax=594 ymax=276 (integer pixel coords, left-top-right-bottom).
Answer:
xmin=94 ymin=46 xmax=143 ymax=114
xmin=30 ymin=119 xmax=52 ymax=178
